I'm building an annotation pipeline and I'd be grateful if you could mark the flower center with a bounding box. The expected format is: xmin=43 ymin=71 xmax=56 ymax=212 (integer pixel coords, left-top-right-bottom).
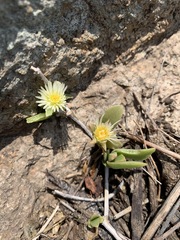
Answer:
xmin=94 ymin=125 xmax=110 ymax=141
xmin=49 ymin=93 xmax=61 ymax=104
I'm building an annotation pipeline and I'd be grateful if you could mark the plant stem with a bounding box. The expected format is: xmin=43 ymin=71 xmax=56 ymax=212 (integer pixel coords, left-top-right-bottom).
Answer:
xmin=68 ymin=114 xmax=93 ymax=139
xmin=104 ymin=166 xmax=109 ymax=218
xmin=30 ymin=66 xmax=49 ymax=84
xmin=103 ymin=166 xmax=130 ymax=240
xmin=102 ymin=220 xmax=130 ymax=240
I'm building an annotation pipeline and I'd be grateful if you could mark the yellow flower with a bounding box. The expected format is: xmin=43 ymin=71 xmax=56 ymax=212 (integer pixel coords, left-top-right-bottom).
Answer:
xmin=91 ymin=121 xmax=121 ymax=150
xmin=36 ymin=80 xmax=67 ymax=112
xmin=94 ymin=123 xmax=113 ymax=142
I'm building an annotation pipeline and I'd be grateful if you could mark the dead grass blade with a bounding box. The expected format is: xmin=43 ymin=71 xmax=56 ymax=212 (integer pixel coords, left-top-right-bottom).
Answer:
xmin=141 ymin=179 xmax=180 ymax=240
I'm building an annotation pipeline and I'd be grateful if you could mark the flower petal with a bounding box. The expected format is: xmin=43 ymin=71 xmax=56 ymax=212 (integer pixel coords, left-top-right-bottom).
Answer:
xmin=35 ymin=80 xmax=67 ymax=113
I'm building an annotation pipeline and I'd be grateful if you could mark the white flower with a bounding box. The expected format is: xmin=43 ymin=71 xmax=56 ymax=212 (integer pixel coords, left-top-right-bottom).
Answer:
xmin=36 ymin=80 xmax=67 ymax=112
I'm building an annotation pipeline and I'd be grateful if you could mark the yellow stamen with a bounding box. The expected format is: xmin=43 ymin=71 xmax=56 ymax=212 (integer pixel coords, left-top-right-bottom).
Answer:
xmin=49 ymin=93 xmax=61 ymax=104
xmin=94 ymin=125 xmax=110 ymax=142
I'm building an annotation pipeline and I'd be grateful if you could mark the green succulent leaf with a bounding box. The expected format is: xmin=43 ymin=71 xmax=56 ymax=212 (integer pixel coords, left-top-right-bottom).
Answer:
xmin=45 ymin=108 xmax=53 ymax=117
xmin=66 ymin=94 xmax=73 ymax=100
xmin=26 ymin=112 xmax=51 ymax=123
xmin=106 ymin=160 xmax=147 ymax=169
xmin=107 ymin=153 xmax=126 ymax=162
xmin=88 ymin=215 xmax=104 ymax=228
xmin=101 ymin=105 xmax=124 ymax=127
xmin=103 ymin=150 xmax=110 ymax=161
xmin=107 ymin=152 xmax=118 ymax=162
xmin=26 ymin=108 xmax=53 ymax=124
xmin=112 ymin=148 xmax=155 ymax=161
xmin=106 ymin=139 xmax=122 ymax=150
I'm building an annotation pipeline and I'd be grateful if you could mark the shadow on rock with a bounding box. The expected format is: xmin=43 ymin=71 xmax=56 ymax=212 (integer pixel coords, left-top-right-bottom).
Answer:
xmin=33 ymin=116 xmax=69 ymax=155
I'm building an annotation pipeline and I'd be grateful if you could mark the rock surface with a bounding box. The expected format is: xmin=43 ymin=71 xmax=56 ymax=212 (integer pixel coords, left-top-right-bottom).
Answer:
xmin=0 ymin=0 xmax=179 ymax=136
xmin=0 ymin=1 xmax=180 ymax=240
xmin=0 ymin=31 xmax=179 ymax=239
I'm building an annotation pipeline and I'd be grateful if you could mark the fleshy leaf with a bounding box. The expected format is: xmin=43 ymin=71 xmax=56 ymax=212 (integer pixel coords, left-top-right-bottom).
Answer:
xmin=45 ymin=108 xmax=53 ymax=117
xmin=100 ymin=141 xmax=107 ymax=151
xmin=107 ymin=153 xmax=126 ymax=162
xmin=107 ymin=152 xmax=118 ymax=162
xmin=106 ymin=139 xmax=122 ymax=150
xmin=88 ymin=215 xmax=104 ymax=228
xmin=112 ymin=148 xmax=155 ymax=161
xmin=101 ymin=105 xmax=124 ymax=127
xmin=26 ymin=113 xmax=50 ymax=123
xmin=65 ymin=94 xmax=73 ymax=100
xmin=103 ymin=150 xmax=109 ymax=161
xmin=106 ymin=160 xmax=147 ymax=169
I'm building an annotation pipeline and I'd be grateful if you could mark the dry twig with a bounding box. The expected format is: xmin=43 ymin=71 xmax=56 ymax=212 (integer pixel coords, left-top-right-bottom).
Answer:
xmin=133 ymin=91 xmax=180 ymax=145
xmin=32 ymin=204 xmax=59 ymax=240
xmin=30 ymin=66 xmax=49 ymax=84
xmin=154 ymin=221 xmax=180 ymax=240
xmin=62 ymin=221 xmax=74 ymax=240
xmin=102 ymin=220 xmax=130 ymax=240
xmin=141 ymin=179 xmax=180 ymax=240
xmin=157 ymin=197 xmax=180 ymax=236
xmin=53 ymin=189 xmax=115 ymax=202
xmin=113 ymin=199 xmax=149 ymax=220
